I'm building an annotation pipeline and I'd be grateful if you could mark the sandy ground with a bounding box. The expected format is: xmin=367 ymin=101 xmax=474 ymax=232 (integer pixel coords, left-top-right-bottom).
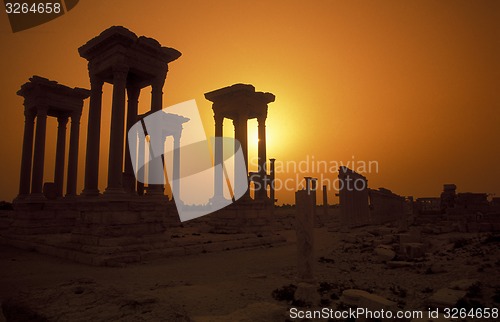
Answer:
xmin=1 ymin=227 xmax=499 ymax=321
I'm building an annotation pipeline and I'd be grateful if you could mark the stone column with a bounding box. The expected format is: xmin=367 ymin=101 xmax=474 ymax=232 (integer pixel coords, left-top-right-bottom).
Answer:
xmin=54 ymin=116 xmax=68 ymax=197
xmin=234 ymin=114 xmax=248 ymax=198
xmin=105 ymin=66 xmax=128 ymax=195
xmin=18 ymin=110 xmax=36 ymax=197
xmin=213 ymin=113 xmax=224 ymax=201
xmin=151 ymin=75 xmax=165 ymax=112
xmin=235 ymin=114 xmax=248 ymax=171
xmin=83 ymin=74 xmax=104 ymax=196
xmin=257 ymin=115 xmax=267 ymax=200
xmin=66 ymin=111 xmax=81 ymax=196
xmin=294 ymin=187 xmax=320 ymax=305
xmin=295 ymin=188 xmax=315 ymax=282
xmin=172 ymin=133 xmax=181 ymax=201
xmin=312 ymin=178 xmax=318 ymax=206
xmin=323 ymin=185 xmax=328 ymax=215
xmin=269 ymin=158 xmax=276 ymax=206
xmin=137 ymin=131 xmax=145 ymax=195
xmin=31 ymin=106 xmax=48 ymax=195
xmin=124 ymin=86 xmax=140 ymax=194
xmin=147 ymin=76 xmax=166 ymax=195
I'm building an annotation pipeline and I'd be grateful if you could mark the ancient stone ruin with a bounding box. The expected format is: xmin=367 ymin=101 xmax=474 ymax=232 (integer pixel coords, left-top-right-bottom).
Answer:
xmin=2 ymin=26 xmax=284 ymax=266
xmin=337 ymin=166 xmax=408 ymax=228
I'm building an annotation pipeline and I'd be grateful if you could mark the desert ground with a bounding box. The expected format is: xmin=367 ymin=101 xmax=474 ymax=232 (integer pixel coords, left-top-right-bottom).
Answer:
xmin=1 ymin=208 xmax=499 ymax=322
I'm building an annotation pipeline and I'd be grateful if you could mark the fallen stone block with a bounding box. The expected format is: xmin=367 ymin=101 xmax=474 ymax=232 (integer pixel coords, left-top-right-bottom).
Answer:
xmin=387 ymin=261 xmax=415 ymax=269
xmin=341 ymin=289 xmax=397 ymax=312
xmin=427 ymin=288 xmax=467 ymax=309
xmin=448 ymin=279 xmax=480 ymax=292
xmin=400 ymin=242 xmax=425 ymax=260
xmin=374 ymin=245 xmax=396 ymax=262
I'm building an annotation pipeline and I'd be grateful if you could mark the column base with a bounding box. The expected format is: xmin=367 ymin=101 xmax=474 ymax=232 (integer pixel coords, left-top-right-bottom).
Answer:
xmin=145 ymin=185 xmax=165 ymax=197
xmin=103 ymin=187 xmax=127 ymax=197
xmin=25 ymin=193 xmax=47 ymax=203
xmin=13 ymin=194 xmax=29 ymax=202
xmin=64 ymin=193 xmax=79 ymax=200
xmin=81 ymin=188 xmax=100 ymax=197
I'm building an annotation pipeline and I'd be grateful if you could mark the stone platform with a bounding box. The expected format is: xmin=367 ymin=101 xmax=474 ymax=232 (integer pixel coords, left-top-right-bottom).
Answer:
xmin=1 ymin=197 xmax=286 ymax=266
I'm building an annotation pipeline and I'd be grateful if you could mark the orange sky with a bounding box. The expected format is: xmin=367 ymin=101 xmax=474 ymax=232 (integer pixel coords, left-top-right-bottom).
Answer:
xmin=0 ymin=0 xmax=498 ymax=205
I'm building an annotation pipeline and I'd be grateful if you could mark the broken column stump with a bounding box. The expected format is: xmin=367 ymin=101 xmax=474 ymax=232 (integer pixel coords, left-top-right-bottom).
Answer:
xmin=294 ymin=187 xmax=320 ymax=305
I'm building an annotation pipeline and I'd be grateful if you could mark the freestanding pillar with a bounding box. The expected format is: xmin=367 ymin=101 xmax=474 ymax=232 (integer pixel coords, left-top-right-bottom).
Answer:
xmin=295 ymin=188 xmax=315 ymax=282
xmin=54 ymin=116 xmax=68 ymax=197
xmin=294 ymin=181 xmax=320 ymax=305
xmin=322 ymin=185 xmax=328 ymax=216
xmin=18 ymin=110 xmax=36 ymax=197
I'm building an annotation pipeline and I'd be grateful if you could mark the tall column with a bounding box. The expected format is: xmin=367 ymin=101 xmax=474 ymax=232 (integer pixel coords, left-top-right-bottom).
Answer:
xmin=213 ymin=113 xmax=224 ymax=201
xmin=105 ymin=65 xmax=128 ymax=195
xmin=54 ymin=116 xmax=68 ymax=197
xmin=83 ymin=74 xmax=104 ymax=196
xmin=269 ymin=158 xmax=276 ymax=206
xmin=137 ymin=131 xmax=145 ymax=195
xmin=235 ymin=114 xmax=248 ymax=170
xmin=31 ymin=106 xmax=48 ymax=195
xmin=151 ymin=74 xmax=165 ymax=112
xmin=172 ymin=133 xmax=181 ymax=201
xmin=147 ymin=75 xmax=166 ymax=195
xmin=124 ymin=86 xmax=140 ymax=194
xmin=66 ymin=111 xmax=81 ymax=196
xmin=18 ymin=110 xmax=36 ymax=197
xmin=257 ymin=115 xmax=267 ymax=200
xmin=234 ymin=114 xmax=248 ymax=198
xmin=322 ymin=185 xmax=328 ymax=215
xmin=295 ymin=188 xmax=315 ymax=282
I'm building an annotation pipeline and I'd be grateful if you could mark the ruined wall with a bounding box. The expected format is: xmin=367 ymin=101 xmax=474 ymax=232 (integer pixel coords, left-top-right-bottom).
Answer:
xmin=368 ymin=188 xmax=405 ymax=225
xmin=338 ymin=167 xmax=370 ymax=227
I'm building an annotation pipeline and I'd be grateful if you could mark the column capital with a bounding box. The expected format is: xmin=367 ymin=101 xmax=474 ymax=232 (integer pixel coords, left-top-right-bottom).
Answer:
xmin=151 ymin=75 xmax=166 ymax=91
xmin=238 ymin=111 xmax=249 ymax=121
xmin=36 ymin=105 xmax=49 ymax=117
xmin=24 ymin=108 xmax=36 ymax=120
xmin=127 ymin=86 xmax=141 ymax=102
xmin=214 ymin=113 xmax=224 ymax=125
xmin=257 ymin=113 xmax=267 ymax=125
xmin=89 ymin=73 xmax=104 ymax=88
xmin=57 ymin=115 xmax=69 ymax=126
xmin=172 ymin=132 xmax=182 ymax=143
xmin=71 ymin=110 xmax=82 ymax=123
xmin=112 ymin=65 xmax=129 ymax=83
xmin=153 ymin=70 xmax=167 ymax=86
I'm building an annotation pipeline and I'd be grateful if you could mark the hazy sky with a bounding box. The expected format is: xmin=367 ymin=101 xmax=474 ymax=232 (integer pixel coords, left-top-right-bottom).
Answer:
xmin=0 ymin=0 xmax=498 ymax=204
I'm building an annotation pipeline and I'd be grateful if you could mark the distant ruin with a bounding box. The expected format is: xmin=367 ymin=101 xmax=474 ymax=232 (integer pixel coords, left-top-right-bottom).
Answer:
xmin=337 ymin=166 xmax=407 ymax=228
